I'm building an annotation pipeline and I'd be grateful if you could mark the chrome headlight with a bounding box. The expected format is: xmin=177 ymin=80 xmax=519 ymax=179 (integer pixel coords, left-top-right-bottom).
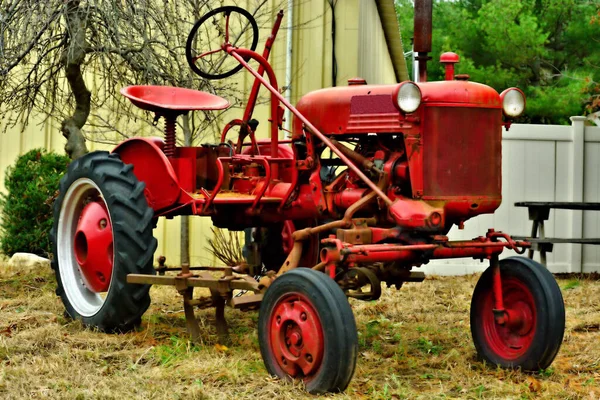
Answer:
xmin=500 ymin=88 xmax=526 ymax=118
xmin=396 ymin=82 xmax=422 ymax=113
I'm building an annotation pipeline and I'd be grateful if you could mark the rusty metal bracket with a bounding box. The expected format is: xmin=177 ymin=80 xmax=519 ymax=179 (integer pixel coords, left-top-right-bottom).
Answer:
xmin=127 ymin=264 xmax=261 ymax=343
xmin=182 ymin=287 xmax=202 ymax=341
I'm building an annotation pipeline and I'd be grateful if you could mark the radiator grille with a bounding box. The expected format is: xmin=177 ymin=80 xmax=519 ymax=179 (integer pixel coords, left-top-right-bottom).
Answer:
xmin=422 ymin=106 xmax=502 ymax=197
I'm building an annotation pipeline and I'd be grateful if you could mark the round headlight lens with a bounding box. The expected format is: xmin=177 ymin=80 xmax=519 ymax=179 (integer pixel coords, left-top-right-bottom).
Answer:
xmin=397 ymin=82 xmax=422 ymax=113
xmin=501 ymin=88 xmax=525 ymax=117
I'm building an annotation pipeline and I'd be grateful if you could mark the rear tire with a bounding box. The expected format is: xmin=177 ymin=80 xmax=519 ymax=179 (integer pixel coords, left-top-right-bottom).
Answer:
xmin=258 ymin=268 xmax=358 ymax=394
xmin=51 ymin=151 xmax=157 ymax=332
xmin=470 ymin=256 xmax=565 ymax=370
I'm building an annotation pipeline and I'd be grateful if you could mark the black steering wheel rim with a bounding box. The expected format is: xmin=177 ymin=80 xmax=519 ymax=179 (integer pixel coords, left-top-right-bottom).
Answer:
xmin=186 ymin=6 xmax=259 ymax=80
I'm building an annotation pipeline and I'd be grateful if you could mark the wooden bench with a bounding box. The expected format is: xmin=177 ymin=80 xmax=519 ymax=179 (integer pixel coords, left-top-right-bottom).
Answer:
xmin=514 ymin=202 xmax=600 ymax=265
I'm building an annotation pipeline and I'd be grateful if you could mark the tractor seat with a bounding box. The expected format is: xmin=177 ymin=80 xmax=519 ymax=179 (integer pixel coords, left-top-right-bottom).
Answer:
xmin=120 ymin=85 xmax=230 ymax=114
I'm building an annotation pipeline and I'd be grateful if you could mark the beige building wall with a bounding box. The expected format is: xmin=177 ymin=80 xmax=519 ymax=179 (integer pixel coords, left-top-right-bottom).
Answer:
xmin=0 ymin=0 xmax=400 ymax=266
xmin=358 ymin=0 xmax=397 ymax=85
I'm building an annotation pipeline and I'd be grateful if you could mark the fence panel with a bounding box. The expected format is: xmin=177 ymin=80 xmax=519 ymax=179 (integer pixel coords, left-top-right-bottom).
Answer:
xmin=425 ymin=118 xmax=600 ymax=275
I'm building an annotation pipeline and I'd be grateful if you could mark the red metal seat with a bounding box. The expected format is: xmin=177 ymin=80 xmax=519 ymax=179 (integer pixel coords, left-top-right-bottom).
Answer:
xmin=120 ymin=85 xmax=230 ymax=114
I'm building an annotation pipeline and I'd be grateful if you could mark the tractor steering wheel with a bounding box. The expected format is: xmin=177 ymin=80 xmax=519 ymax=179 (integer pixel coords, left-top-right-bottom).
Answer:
xmin=186 ymin=6 xmax=259 ymax=80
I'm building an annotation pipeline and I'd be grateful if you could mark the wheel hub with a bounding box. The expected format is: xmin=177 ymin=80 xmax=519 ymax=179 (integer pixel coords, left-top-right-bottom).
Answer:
xmin=270 ymin=294 xmax=324 ymax=379
xmin=483 ymin=277 xmax=536 ymax=358
xmin=505 ymin=300 xmax=534 ymax=335
xmin=74 ymin=200 xmax=113 ymax=293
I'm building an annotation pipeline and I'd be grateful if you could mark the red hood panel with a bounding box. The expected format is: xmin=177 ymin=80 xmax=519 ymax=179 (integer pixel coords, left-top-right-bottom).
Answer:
xmin=292 ymin=81 xmax=501 ymax=137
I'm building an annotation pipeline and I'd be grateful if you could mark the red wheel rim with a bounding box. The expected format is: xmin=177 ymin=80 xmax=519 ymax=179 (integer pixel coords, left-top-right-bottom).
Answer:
xmin=74 ymin=200 xmax=113 ymax=293
xmin=481 ymin=276 xmax=536 ymax=360
xmin=269 ymin=292 xmax=324 ymax=380
xmin=281 ymin=221 xmax=295 ymax=255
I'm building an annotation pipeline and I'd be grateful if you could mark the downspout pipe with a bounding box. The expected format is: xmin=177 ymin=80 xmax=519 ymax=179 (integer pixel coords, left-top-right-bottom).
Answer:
xmin=284 ymin=0 xmax=294 ymax=136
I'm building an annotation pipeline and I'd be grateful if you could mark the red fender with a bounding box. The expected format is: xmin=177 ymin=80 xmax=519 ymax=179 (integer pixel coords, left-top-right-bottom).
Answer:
xmin=112 ymin=137 xmax=180 ymax=210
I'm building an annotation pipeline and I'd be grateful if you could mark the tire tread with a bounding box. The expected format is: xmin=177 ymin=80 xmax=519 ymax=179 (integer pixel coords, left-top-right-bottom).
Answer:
xmin=51 ymin=151 xmax=156 ymax=332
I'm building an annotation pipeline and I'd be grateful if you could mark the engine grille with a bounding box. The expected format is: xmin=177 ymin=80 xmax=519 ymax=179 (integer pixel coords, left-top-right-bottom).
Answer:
xmin=422 ymin=106 xmax=502 ymax=197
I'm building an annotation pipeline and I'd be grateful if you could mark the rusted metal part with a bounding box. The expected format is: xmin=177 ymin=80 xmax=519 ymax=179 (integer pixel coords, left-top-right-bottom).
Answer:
xmin=414 ymin=0 xmax=432 ymax=82
xmin=211 ymin=289 xmax=228 ymax=342
xmin=414 ymin=0 xmax=432 ymax=54
xmin=276 ymin=241 xmax=305 ymax=276
xmin=183 ymin=288 xmax=201 ymax=341
xmin=258 ymin=276 xmax=274 ymax=290
xmin=156 ymin=255 xmax=167 ymax=275
xmin=329 ymin=138 xmax=379 ymax=174
xmin=155 ymin=265 xmax=236 ymax=273
xmin=311 ymin=262 xmax=326 ymax=272
xmin=341 ymin=267 xmax=381 ymax=301
xmin=277 ymin=195 xmax=379 ymax=276
xmin=318 ymin=230 xmax=529 ymax=268
xmin=231 ymin=293 xmax=263 ymax=310
xmin=128 ymin=264 xmax=263 ymax=342
xmin=337 ymin=226 xmax=372 ymax=245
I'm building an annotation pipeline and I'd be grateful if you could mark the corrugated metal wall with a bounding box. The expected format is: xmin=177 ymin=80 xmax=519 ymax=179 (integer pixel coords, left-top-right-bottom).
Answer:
xmin=0 ymin=0 xmax=397 ymax=265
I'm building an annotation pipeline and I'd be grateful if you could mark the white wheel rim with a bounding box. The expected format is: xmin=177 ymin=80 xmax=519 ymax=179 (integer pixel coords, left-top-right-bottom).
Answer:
xmin=57 ymin=178 xmax=113 ymax=317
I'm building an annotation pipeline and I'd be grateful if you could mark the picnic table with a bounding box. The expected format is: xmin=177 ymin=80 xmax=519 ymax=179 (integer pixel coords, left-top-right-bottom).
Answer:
xmin=514 ymin=202 xmax=600 ymax=265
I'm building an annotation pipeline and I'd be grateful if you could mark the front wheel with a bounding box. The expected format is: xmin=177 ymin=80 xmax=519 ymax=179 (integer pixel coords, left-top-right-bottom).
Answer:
xmin=470 ymin=256 xmax=565 ymax=370
xmin=51 ymin=151 xmax=157 ymax=332
xmin=258 ymin=268 xmax=358 ymax=394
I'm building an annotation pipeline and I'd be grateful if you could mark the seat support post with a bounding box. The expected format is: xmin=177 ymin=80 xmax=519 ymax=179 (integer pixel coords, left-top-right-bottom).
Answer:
xmin=163 ymin=113 xmax=177 ymax=158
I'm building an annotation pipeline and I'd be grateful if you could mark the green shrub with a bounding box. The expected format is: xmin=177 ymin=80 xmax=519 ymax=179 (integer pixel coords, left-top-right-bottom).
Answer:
xmin=0 ymin=149 xmax=70 ymax=257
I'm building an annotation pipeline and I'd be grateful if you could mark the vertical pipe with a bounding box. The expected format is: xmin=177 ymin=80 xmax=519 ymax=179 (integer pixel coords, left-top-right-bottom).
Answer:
xmin=412 ymin=45 xmax=418 ymax=82
xmin=570 ymin=116 xmax=586 ymax=272
xmin=413 ymin=0 xmax=432 ymax=82
xmin=491 ymin=255 xmax=505 ymax=324
xmin=284 ymin=0 xmax=294 ymax=135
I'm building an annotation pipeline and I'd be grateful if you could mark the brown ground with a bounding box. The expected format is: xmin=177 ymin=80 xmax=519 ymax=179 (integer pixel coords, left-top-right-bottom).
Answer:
xmin=0 ymin=269 xmax=599 ymax=399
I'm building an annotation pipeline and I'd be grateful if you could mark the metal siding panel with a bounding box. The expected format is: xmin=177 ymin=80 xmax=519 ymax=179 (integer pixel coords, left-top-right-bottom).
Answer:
xmin=358 ymin=0 xmax=396 ymax=84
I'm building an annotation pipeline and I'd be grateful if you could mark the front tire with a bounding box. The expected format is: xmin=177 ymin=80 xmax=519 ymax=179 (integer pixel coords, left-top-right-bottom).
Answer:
xmin=51 ymin=151 xmax=157 ymax=332
xmin=470 ymin=256 xmax=565 ymax=370
xmin=258 ymin=268 xmax=358 ymax=394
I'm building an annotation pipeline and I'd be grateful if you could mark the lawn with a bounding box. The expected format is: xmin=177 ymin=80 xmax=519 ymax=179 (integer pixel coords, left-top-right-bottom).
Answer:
xmin=0 ymin=268 xmax=598 ymax=399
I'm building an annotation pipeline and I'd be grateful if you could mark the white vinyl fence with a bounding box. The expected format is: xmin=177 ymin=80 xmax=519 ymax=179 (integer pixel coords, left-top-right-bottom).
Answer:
xmin=424 ymin=117 xmax=600 ymax=275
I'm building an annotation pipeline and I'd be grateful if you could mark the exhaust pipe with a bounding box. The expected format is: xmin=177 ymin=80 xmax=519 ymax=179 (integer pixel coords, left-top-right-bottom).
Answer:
xmin=413 ymin=0 xmax=432 ymax=82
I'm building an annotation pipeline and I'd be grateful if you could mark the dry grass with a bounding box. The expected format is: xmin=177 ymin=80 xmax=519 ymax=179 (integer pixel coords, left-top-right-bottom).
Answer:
xmin=1 ymin=269 xmax=599 ymax=399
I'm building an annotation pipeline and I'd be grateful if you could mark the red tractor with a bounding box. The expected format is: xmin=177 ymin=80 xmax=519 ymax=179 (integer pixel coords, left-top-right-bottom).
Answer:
xmin=51 ymin=3 xmax=565 ymax=394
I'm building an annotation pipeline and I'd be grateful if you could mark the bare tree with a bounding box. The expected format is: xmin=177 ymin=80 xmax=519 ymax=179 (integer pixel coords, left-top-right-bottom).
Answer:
xmin=0 ymin=0 xmax=279 ymax=159
xmin=1 ymin=0 xmax=287 ymax=264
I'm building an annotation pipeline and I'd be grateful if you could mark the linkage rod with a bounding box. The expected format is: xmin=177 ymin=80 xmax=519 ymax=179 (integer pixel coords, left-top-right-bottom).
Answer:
xmin=227 ymin=49 xmax=395 ymax=208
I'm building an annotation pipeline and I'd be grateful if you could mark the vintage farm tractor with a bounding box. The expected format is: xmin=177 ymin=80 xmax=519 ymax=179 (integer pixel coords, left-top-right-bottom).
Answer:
xmin=51 ymin=3 xmax=565 ymax=394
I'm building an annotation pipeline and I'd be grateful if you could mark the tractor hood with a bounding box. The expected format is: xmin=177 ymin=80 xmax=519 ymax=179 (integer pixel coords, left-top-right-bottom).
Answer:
xmin=292 ymin=80 xmax=502 ymax=137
